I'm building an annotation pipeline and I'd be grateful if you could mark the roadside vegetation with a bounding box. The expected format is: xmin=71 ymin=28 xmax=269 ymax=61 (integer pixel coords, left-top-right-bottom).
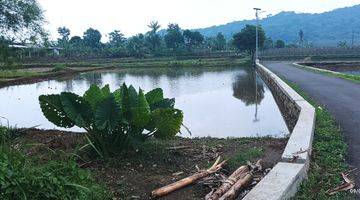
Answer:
xmin=283 ymin=81 xmax=352 ymax=200
xmin=294 ymin=63 xmax=360 ymax=84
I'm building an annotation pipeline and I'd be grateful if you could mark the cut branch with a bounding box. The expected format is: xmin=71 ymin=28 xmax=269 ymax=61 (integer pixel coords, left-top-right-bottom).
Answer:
xmin=151 ymin=157 xmax=227 ymax=198
xmin=206 ymin=165 xmax=250 ymax=200
xmin=219 ymin=173 xmax=253 ymax=200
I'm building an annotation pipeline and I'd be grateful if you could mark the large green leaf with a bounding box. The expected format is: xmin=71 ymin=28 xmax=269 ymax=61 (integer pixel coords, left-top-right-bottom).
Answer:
xmin=60 ymin=92 xmax=93 ymax=128
xmin=38 ymin=95 xmax=74 ymax=128
xmin=131 ymin=89 xmax=151 ymax=128
xmin=95 ymin=95 xmax=121 ymax=132
xmin=152 ymin=108 xmax=183 ymax=139
xmin=150 ymin=98 xmax=175 ymax=110
xmin=83 ymin=85 xmax=105 ymax=110
xmin=145 ymin=88 xmax=164 ymax=106
xmin=101 ymin=84 xmax=111 ymax=97
xmin=113 ymin=88 xmax=122 ymax=105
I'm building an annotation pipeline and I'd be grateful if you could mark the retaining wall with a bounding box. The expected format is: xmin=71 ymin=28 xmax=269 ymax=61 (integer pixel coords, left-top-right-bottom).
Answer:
xmin=243 ymin=61 xmax=316 ymax=200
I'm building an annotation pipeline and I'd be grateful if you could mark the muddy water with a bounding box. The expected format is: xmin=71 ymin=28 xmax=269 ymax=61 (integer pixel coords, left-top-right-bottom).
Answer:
xmin=0 ymin=66 xmax=289 ymax=138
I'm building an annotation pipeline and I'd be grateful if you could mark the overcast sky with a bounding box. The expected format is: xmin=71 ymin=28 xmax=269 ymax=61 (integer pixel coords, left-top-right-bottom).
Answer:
xmin=38 ymin=0 xmax=360 ymax=41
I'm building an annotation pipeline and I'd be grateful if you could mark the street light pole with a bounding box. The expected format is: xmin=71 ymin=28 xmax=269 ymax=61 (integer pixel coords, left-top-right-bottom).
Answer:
xmin=254 ymin=8 xmax=261 ymax=62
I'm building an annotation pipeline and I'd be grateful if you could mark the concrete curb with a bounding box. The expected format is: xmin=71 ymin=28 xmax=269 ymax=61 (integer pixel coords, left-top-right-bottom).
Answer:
xmin=293 ymin=62 xmax=344 ymax=75
xmin=243 ymin=62 xmax=316 ymax=200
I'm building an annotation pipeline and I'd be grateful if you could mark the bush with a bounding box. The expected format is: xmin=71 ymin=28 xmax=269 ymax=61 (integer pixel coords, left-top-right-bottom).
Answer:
xmin=0 ymin=127 xmax=110 ymax=200
xmin=38 ymin=84 xmax=184 ymax=157
xmin=52 ymin=64 xmax=69 ymax=72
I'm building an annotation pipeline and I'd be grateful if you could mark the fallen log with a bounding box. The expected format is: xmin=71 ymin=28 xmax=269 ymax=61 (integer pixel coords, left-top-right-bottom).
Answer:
xmin=151 ymin=157 xmax=227 ymax=198
xmin=219 ymin=173 xmax=253 ymax=200
xmin=206 ymin=165 xmax=250 ymax=200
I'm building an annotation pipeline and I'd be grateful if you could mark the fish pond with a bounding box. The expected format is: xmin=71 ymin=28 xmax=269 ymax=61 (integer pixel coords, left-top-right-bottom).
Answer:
xmin=0 ymin=66 xmax=289 ymax=138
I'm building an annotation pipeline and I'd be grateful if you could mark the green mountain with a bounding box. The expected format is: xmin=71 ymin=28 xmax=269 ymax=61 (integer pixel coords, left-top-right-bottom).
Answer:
xmin=195 ymin=5 xmax=360 ymax=46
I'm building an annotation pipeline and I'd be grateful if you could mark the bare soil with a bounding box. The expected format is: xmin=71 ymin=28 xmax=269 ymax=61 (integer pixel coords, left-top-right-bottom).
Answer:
xmin=18 ymin=129 xmax=287 ymax=200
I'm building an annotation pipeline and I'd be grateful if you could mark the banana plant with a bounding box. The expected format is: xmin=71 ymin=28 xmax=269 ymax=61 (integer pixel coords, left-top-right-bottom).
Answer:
xmin=38 ymin=83 xmax=183 ymax=157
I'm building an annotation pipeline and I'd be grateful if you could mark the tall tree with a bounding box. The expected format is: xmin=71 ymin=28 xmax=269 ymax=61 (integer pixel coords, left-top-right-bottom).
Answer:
xmin=264 ymin=37 xmax=274 ymax=49
xmin=57 ymin=26 xmax=70 ymax=46
xmin=146 ymin=21 xmax=161 ymax=53
xmin=183 ymin=30 xmax=204 ymax=48
xmin=232 ymin=25 xmax=265 ymax=61
xmin=83 ymin=28 xmax=102 ymax=49
xmin=299 ymin=30 xmax=304 ymax=47
xmin=126 ymin=34 xmax=148 ymax=57
xmin=0 ymin=0 xmax=45 ymax=40
xmin=275 ymin=40 xmax=285 ymax=48
xmin=148 ymin=21 xmax=161 ymax=33
xmin=164 ymin=23 xmax=184 ymax=49
xmin=215 ymin=32 xmax=226 ymax=50
xmin=108 ymin=30 xmax=125 ymax=46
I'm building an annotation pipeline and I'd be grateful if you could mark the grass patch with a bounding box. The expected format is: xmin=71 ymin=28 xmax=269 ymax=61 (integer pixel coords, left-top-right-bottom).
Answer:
xmin=281 ymin=80 xmax=352 ymax=199
xmin=227 ymin=147 xmax=264 ymax=171
xmin=51 ymin=63 xmax=71 ymax=72
xmin=0 ymin=70 xmax=40 ymax=79
xmin=0 ymin=127 xmax=112 ymax=200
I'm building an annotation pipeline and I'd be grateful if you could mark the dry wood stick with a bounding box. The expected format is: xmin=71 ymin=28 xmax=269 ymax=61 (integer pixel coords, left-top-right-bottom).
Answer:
xmin=151 ymin=157 xmax=226 ymax=198
xmin=219 ymin=173 xmax=253 ymax=200
xmin=206 ymin=165 xmax=250 ymax=200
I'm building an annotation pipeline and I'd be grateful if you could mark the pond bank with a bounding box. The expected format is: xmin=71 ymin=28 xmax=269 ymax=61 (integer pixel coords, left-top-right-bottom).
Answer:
xmin=17 ymin=129 xmax=287 ymax=199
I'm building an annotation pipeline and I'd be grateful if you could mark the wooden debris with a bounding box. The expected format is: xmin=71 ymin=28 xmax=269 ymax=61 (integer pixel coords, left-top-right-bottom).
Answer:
xmin=206 ymin=165 xmax=249 ymax=200
xmin=219 ymin=173 xmax=253 ymax=200
xmin=327 ymin=172 xmax=355 ymax=195
xmin=151 ymin=157 xmax=227 ymax=198
xmin=166 ymin=146 xmax=189 ymax=150
xmin=172 ymin=171 xmax=184 ymax=176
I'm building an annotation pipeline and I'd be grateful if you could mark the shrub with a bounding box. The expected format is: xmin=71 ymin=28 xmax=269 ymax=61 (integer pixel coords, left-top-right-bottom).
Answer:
xmin=0 ymin=126 xmax=111 ymax=200
xmin=52 ymin=64 xmax=69 ymax=72
xmin=39 ymin=83 xmax=183 ymax=157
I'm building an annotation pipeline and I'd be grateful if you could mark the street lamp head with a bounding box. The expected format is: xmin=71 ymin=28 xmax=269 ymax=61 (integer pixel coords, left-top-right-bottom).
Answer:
xmin=254 ymin=8 xmax=261 ymax=11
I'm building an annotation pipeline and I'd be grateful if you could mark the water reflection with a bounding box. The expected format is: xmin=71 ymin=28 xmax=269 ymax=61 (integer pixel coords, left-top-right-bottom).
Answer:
xmin=232 ymin=68 xmax=265 ymax=106
xmin=0 ymin=66 xmax=288 ymax=138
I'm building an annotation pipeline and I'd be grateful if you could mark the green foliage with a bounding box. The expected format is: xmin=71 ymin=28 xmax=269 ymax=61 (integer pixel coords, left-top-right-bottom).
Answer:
xmin=39 ymin=84 xmax=184 ymax=157
xmin=83 ymin=28 xmax=102 ymax=49
xmin=232 ymin=25 xmax=265 ymax=54
xmin=108 ymin=30 xmax=125 ymax=47
xmin=164 ymin=23 xmax=185 ymax=49
xmin=183 ymin=30 xmax=204 ymax=48
xmin=0 ymin=0 xmax=44 ymax=41
xmin=57 ymin=26 xmax=71 ymax=46
xmin=145 ymin=21 xmax=162 ymax=53
xmin=274 ymin=40 xmax=285 ymax=48
xmin=51 ymin=64 xmax=69 ymax=72
xmin=126 ymin=34 xmax=149 ymax=57
xmin=227 ymin=147 xmax=263 ymax=171
xmin=0 ymin=127 xmax=110 ymax=200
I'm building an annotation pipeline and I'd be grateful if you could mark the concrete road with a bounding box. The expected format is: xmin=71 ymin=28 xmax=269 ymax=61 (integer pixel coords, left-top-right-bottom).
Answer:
xmin=262 ymin=61 xmax=360 ymax=187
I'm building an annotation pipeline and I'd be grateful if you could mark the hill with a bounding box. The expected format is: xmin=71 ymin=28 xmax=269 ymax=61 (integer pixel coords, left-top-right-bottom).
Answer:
xmin=195 ymin=5 xmax=360 ymax=46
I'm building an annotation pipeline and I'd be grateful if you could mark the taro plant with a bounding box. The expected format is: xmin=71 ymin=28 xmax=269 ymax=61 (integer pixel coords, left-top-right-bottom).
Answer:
xmin=38 ymin=83 xmax=183 ymax=157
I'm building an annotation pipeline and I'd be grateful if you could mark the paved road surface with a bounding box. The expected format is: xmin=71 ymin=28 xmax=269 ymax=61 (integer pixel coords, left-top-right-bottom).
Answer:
xmin=263 ymin=61 xmax=360 ymax=187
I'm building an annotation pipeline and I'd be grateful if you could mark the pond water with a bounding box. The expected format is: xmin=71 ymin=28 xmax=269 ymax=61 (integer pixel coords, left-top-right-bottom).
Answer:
xmin=0 ymin=66 xmax=289 ymax=138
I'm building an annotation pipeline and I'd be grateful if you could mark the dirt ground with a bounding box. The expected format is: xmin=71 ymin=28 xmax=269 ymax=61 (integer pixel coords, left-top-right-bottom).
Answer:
xmin=19 ymin=129 xmax=287 ymax=200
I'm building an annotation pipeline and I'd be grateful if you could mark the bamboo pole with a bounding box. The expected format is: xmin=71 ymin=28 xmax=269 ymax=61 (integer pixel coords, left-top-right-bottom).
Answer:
xmin=219 ymin=173 xmax=253 ymax=200
xmin=151 ymin=157 xmax=227 ymax=198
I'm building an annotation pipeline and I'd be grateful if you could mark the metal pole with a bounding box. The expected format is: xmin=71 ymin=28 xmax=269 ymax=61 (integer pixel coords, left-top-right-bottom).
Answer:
xmin=254 ymin=8 xmax=261 ymax=62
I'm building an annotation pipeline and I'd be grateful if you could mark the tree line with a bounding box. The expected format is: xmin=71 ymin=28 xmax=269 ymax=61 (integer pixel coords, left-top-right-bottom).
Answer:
xmin=55 ymin=22 xmax=229 ymax=58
